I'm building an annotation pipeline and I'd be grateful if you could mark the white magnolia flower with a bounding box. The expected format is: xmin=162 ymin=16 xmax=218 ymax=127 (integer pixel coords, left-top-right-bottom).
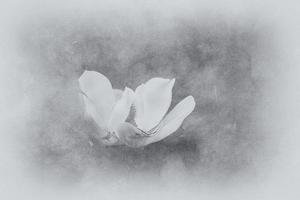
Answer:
xmin=79 ymin=70 xmax=196 ymax=147
xmin=79 ymin=70 xmax=134 ymax=145
xmin=116 ymin=78 xmax=196 ymax=147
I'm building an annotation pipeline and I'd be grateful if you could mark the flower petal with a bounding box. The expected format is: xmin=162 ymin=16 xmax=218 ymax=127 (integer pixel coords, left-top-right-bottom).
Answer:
xmin=113 ymin=89 xmax=123 ymax=101
xmin=115 ymin=122 xmax=148 ymax=148
xmin=81 ymin=93 xmax=108 ymax=130
xmin=79 ymin=70 xmax=115 ymax=125
xmin=134 ymin=78 xmax=175 ymax=131
xmin=108 ymin=87 xmax=135 ymax=131
xmin=145 ymin=96 xmax=196 ymax=145
xmin=133 ymin=84 xmax=145 ymax=128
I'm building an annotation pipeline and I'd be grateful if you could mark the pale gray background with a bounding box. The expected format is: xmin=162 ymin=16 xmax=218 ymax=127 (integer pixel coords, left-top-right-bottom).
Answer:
xmin=0 ymin=0 xmax=299 ymax=199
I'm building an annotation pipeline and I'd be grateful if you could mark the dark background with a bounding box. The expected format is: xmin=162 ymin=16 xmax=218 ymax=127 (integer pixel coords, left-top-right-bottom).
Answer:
xmin=16 ymin=12 xmax=272 ymax=183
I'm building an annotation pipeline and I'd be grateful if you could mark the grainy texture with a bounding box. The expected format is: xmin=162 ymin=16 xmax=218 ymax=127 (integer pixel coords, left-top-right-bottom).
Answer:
xmin=17 ymin=13 xmax=270 ymax=182
xmin=1 ymin=1 xmax=299 ymax=199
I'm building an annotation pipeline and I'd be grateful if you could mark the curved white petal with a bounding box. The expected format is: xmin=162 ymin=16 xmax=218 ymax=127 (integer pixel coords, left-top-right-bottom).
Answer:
xmin=113 ymin=89 xmax=123 ymax=101
xmin=145 ymin=96 xmax=196 ymax=145
xmin=133 ymin=84 xmax=145 ymax=128
xmin=134 ymin=78 xmax=175 ymax=131
xmin=115 ymin=122 xmax=148 ymax=148
xmin=81 ymin=93 xmax=108 ymax=130
xmin=79 ymin=70 xmax=115 ymax=125
xmin=108 ymin=87 xmax=135 ymax=131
